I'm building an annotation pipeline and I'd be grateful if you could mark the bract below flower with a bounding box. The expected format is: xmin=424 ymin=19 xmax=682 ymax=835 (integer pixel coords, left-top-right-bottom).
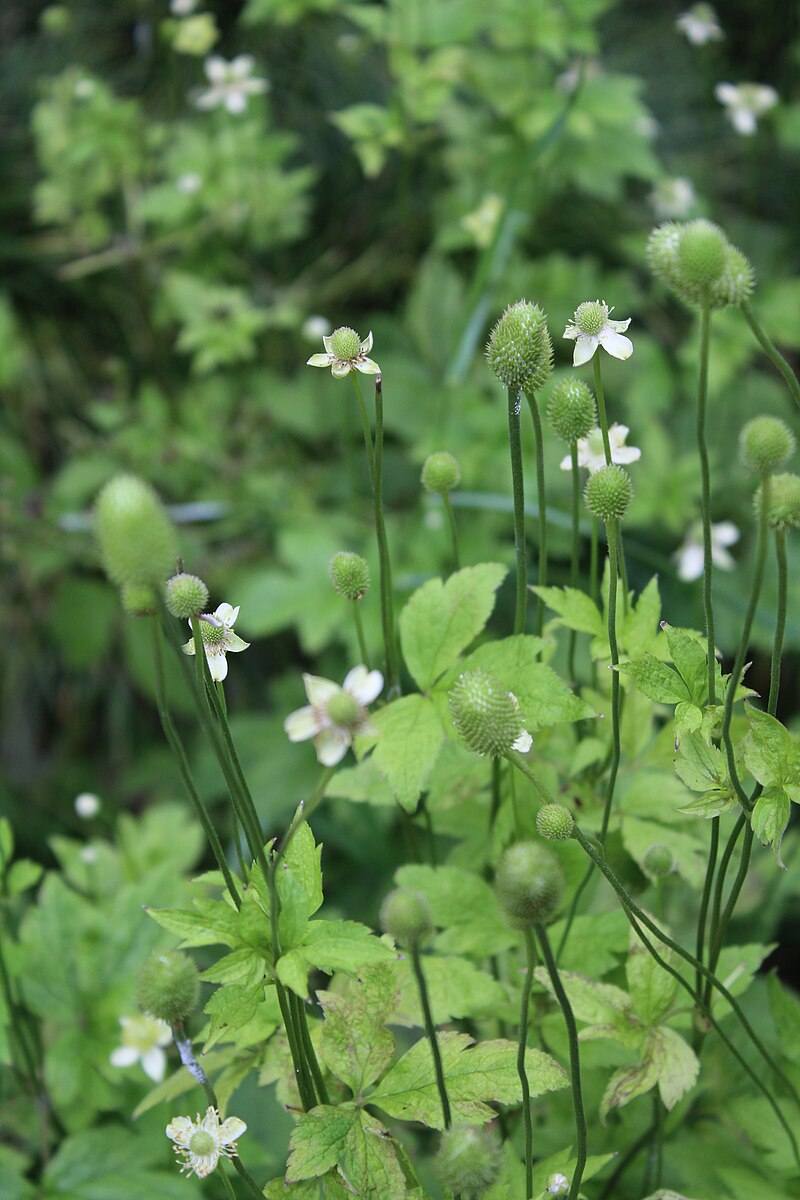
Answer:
xmin=284 ymin=665 xmax=383 ymax=766
xmin=715 ymin=82 xmax=778 ymax=135
xmin=560 ymin=423 xmax=641 ymax=475
xmin=307 ymin=327 xmax=380 ymax=378
xmin=166 ymin=1106 xmax=246 ymax=1178
xmin=675 ymin=520 xmax=739 ymax=582
xmin=195 ymin=55 xmax=268 ymax=114
xmin=676 ymin=4 xmax=723 ymax=44
xmin=183 ymin=602 xmax=249 ymax=682
xmin=563 ymin=301 xmax=633 ymax=367
xmin=110 ymin=1015 xmax=171 ymax=1082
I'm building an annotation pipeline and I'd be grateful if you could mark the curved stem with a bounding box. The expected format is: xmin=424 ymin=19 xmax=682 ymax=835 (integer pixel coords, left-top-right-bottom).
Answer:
xmin=599 ymin=519 xmax=620 ymax=844
xmin=741 ymin=298 xmax=800 ymax=413
xmin=410 ymin=944 xmax=452 ymax=1129
xmin=518 ymin=929 xmax=536 ymax=1200
xmin=768 ymin=528 xmax=788 ymax=716
xmin=352 ymin=600 xmax=371 ymax=670
xmin=708 ymin=824 xmax=754 ymax=990
xmin=694 ymin=816 xmax=719 ymax=1006
xmin=706 ymin=812 xmax=745 ymax=992
xmin=372 ymin=376 xmax=400 ymax=693
xmin=525 ymin=391 xmax=547 ymax=636
xmin=567 ymin=441 xmax=580 ymax=680
xmin=507 ymin=387 xmax=528 ymax=634
xmin=697 ymin=302 xmax=717 ymax=706
xmin=442 ymin=492 xmax=461 ymax=572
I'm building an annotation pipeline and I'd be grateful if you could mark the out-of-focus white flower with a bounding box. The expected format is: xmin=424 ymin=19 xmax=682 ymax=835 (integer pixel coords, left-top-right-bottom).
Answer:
xmin=649 ymin=177 xmax=696 ymax=219
xmin=676 ymin=4 xmax=723 ymax=44
xmin=546 ymin=1172 xmax=570 ymax=1196
xmin=563 ymin=301 xmax=633 ymax=367
xmin=512 ymin=728 xmax=533 ymax=753
xmin=560 ymin=423 xmax=641 ymax=475
xmin=171 ymin=0 xmax=198 ymax=13
xmin=635 ymin=114 xmax=660 ymax=140
xmin=75 ymin=792 xmax=101 ymax=819
xmin=195 ymin=55 xmax=268 ymax=114
xmin=110 ymin=1015 xmax=171 ymax=1082
xmin=555 ymin=59 xmax=602 ymax=94
xmin=284 ymin=666 xmax=383 ymax=766
xmin=166 ymin=1106 xmax=246 ymax=1178
xmin=715 ymin=82 xmax=778 ymax=135
xmin=675 ymin=521 xmax=739 ymax=582
xmin=307 ymin=327 xmax=380 ymax=379
xmin=74 ymin=78 xmax=96 ymax=99
xmin=461 ymin=194 xmax=504 ymax=248
xmin=177 ymin=172 xmax=202 ymax=194
xmin=183 ymin=603 xmax=249 ymax=683
xmin=302 ymin=315 xmax=333 ymax=342
xmin=80 ymin=845 xmax=99 ymax=864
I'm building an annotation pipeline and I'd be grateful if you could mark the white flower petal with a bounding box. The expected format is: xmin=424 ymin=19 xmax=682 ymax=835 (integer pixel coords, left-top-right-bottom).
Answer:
xmin=205 ymin=57 xmax=228 ymax=83
xmin=182 ymin=637 xmax=196 ymax=657
xmin=284 ymin=706 xmax=323 ymax=742
xmin=572 ymin=334 xmax=598 ymax=366
xmin=715 ymin=82 xmax=739 ymax=105
xmin=512 ymin=730 xmax=533 ymax=753
xmin=303 ymin=674 xmax=339 ymax=707
xmin=314 ymin=728 xmax=351 ymax=766
xmin=607 ymin=317 xmax=631 ymax=333
xmin=214 ymin=602 xmax=237 ymax=625
xmin=677 ymin=543 xmax=704 ymax=582
xmin=331 ymin=360 xmax=352 ymax=378
xmin=166 ymin=1116 xmax=194 ymax=1144
xmin=344 ymin=666 xmax=383 ymax=705
xmin=713 ymin=521 xmax=740 ymax=546
xmin=598 ymin=329 xmax=633 ymax=360
xmin=200 ymin=1106 xmax=222 ymax=1133
xmin=562 ymin=324 xmax=579 ymax=341
xmin=360 ymin=330 xmax=374 ymax=354
xmin=559 ymin=452 xmax=573 ymax=471
xmin=731 ymin=108 xmax=757 ymax=135
xmin=355 ymin=357 xmax=381 ymax=375
xmin=322 ymin=334 xmax=335 ymax=354
xmin=110 ymin=1045 xmax=139 ymax=1068
xmin=206 ymin=649 xmax=228 ymax=682
xmin=226 ymin=92 xmax=248 ymax=115
xmin=613 ymin=445 xmax=641 ymax=465
xmin=307 ymin=352 xmax=332 ymax=367
xmin=227 ymin=633 xmax=250 ymax=653
xmin=142 ymin=1047 xmax=167 ymax=1082
xmin=220 ymin=1117 xmax=247 ymax=1144
xmin=714 ymin=546 xmax=736 ymax=571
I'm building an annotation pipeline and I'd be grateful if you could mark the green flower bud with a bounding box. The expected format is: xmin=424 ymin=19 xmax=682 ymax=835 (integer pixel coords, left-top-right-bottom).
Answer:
xmin=584 ymin=464 xmax=633 ymax=523
xmin=449 ymin=670 xmax=527 ymax=758
xmin=495 ymin=841 xmax=565 ymax=928
xmin=329 ymin=327 xmax=362 ymax=362
xmin=547 ymin=379 xmax=597 ymax=444
xmin=329 ymin=551 xmax=370 ymax=600
xmin=755 ymin=472 xmax=800 ymax=531
xmin=643 ymin=844 xmax=675 ymax=879
xmin=421 ymin=451 xmax=461 ymax=495
xmin=485 ymin=300 xmax=553 ymax=394
xmin=94 ymin=475 xmax=178 ymax=589
xmin=677 ymin=220 xmax=728 ymax=289
xmin=647 ymin=220 xmax=755 ymax=310
xmin=165 ymin=572 xmax=210 ymax=619
xmin=121 ymin=582 xmax=158 ymax=617
xmin=646 ymin=221 xmax=682 ymax=287
xmin=536 ymin=803 xmax=575 ymax=842
xmin=739 ymin=416 xmax=796 ymax=476
xmin=435 ymin=1125 xmax=502 ymax=1199
xmin=711 ymin=245 xmax=755 ymax=306
xmin=379 ymin=888 xmax=433 ymax=947
xmin=137 ymin=950 xmax=199 ymax=1025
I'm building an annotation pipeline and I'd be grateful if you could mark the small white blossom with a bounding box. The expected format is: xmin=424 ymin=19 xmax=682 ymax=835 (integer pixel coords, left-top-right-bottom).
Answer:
xmin=75 ymin=792 xmax=101 ymax=819
xmin=195 ymin=55 xmax=268 ymax=115
xmin=546 ymin=1172 xmax=570 ymax=1196
xmin=563 ymin=300 xmax=633 ymax=367
xmin=73 ymin=78 xmax=96 ymax=100
xmin=183 ymin=603 xmax=249 ymax=683
xmin=80 ymin=845 xmax=99 ymax=864
xmin=461 ymin=193 xmax=503 ymax=248
xmin=177 ymin=172 xmax=202 ymax=194
xmin=649 ymin=176 xmax=696 ymax=219
xmin=171 ymin=0 xmax=198 ymax=12
xmin=675 ymin=520 xmax=739 ymax=582
xmin=302 ymin=315 xmax=333 ymax=342
xmin=512 ymin=728 xmax=533 ymax=753
xmin=284 ymin=666 xmax=383 ymax=766
xmin=560 ymin=423 xmax=641 ymax=475
xmin=635 ymin=114 xmax=660 ymax=140
xmin=166 ymin=1106 xmax=246 ymax=1178
xmin=715 ymin=82 xmax=778 ymax=136
xmin=307 ymin=327 xmax=380 ymax=378
xmin=676 ymin=4 xmax=723 ymax=44
xmin=110 ymin=1015 xmax=171 ymax=1082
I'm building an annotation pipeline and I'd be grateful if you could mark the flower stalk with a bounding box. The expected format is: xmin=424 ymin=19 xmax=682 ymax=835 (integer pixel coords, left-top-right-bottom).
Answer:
xmin=508 ymin=387 xmax=528 ymax=634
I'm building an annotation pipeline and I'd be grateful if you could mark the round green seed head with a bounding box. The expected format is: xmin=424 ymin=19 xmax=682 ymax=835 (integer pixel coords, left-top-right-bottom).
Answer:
xmin=421 ymin=451 xmax=461 ymax=495
xmin=121 ymin=582 xmax=158 ymax=617
xmin=755 ymin=472 xmax=800 ymax=531
xmin=379 ymin=888 xmax=433 ymax=946
xmin=137 ymin=950 xmax=199 ymax=1025
xmin=189 ymin=1130 xmax=217 ymax=1156
xmin=449 ymin=670 xmax=525 ymax=757
xmin=677 ymin=220 xmax=728 ymax=288
xmin=546 ymin=379 xmax=597 ymax=444
xmin=329 ymin=326 xmax=362 ymax=361
xmin=485 ymin=300 xmax=553 ymax=394
xmin=435 ymin=1125 xmax=502 ymax=1198
xmin=165 ymin=573 xmax=209 ymax=619
xmin=326 ymin=689 xmax=362 ymax=728
xmin=646 ymin=222 xmax=682 ymax=286
xmin=329 ymin=551 xmax=370 ymax=600
xmin=584 ymin=464 xmax=633 ymax=523
xmin=710 ymin=245 xmax=755 ymax=306
xmin=94 ymin=474 xmax=178 ymax=588
xmin=643 ymin=844 xmax=675 ymax=878
xmin=536 ymin=803 xmax=575 ymax=842
xmin=739 ymin=416 xmax=795 ymax=476
xmin=495 ymin=841 xmax=565 ymax=928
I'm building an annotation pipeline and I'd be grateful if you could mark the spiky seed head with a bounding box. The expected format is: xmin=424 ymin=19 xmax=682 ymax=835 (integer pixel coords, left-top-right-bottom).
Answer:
xmin=329 ymin=326 xmax=362 ymax=361
xmin=485 ymin=300 xmax=553 ymax=393
xmin=546 ymin=379 xmax=597 ymax=444
xmin=643 ymin=844 xmax=675 ymax=878
xmin=677 ymin=220 xmax=728 ymax=288
xmin=449 ymin=670 xmax=525 ymax=757
xmin=536 ymin=803 xmax=575 ymax=842
xmin=421 ymin=451 xmax=461 ymax=495
xmin=584 ymin=464 xmax=633 ymax=522
xmin=435 ymin=1125 xmax=502 ymax=1198
xmin=121 ymin=582 xmax=158 ymax=617
xmin=711 ymin=245 xmax=755 ymax=306
xmin=329 ymin=551 xmax=370 ymax=600
xmin=739 ymin=416 xmax=796 ymax=476
xmin=165 ymin=573 xmax=209 ymax=619
xmin=137 ymin=950 xmax=199 ymax=1025
xmin=379 ymin=888 xmax=433 ymax=946
xmin=495 ymin=841 xmax=565 ymax=928
xmin=94 ymin=474 xmax=178 ymax=589
xmin=755 ymin=472 xmax=800 ymax=531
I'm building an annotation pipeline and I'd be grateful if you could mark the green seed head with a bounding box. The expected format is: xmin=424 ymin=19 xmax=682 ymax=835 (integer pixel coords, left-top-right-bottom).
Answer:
xmin=573 ymin=300 xmax=607 ymax=337
xmin=165 ymin=572 xmax=209 ymax=619
xmin=677 ymin=220 xmax=728 ymax=288
xmin=647 ymin=220 xmax=753 ymax=310
xmin=485 ymin=300 xmax=553 ymax=394
xmin=495 ymin=841 xmax=565 ymax=928
xmin=535 ymin=803 xmax=575 ymax=842
xmin=546 ymin=379 xmax=597 ymax=444
xmin=329 ymin=326 xmax=361 ymax=361
xmin=755 ymin=472 xmax=800 ymax=531
xmin=189 ymin=1130 xmax=217 ymax=1156
xmin=94 ymin=474 xmax=178 ymax=589
xmin=739 ymin=416 xmax=795 ymax=476
xmin=435 ymin=1125 xmax=502 ymax=1198
xmin=584 ymin=464 xmax=633 ymax=523
xmin=137 ymin=950 xmax=199 ymax=1025
xmin=449 ymin=670 xmax=525 ymax=757
xmin=379 ymin=888 xmax=433 ymax=946
xmin=643 ymin=843 xmax=675 ymax=878
xmin=421 ymin=451 xmax=461 ymax=495
xmin=121 ymin=582 xmax=158 ymax=617
xmin=329 ymin=551 xmax=370 ymax=600
xmin=646 ymin=222 xmax=682 ymax=285
xmin=710 ymin=244 xmax=755 ymax=305
xmin=326 ymin=689 xmax=361 ymax=728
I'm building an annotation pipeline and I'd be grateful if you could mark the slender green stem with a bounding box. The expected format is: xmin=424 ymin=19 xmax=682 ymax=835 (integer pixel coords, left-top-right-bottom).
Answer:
xmin=741 ymin=298 xmax=800 ymax=413
xmin=410 ymin=944 xmax=451 ymax=1128
xmin=352 ymin=600 xmax=371 ymax=669
xmin=442 ymin=492 xmax=461 ymax=572
xmin=616 ymin=525 xmax=629 ymax=615
xmin=273 ymin=768 xmax=336 ymax=872
xmin=697 ymin=302 xmax=717 ymax=706
xmin=709 ymin=824 xmax=754 ymax=989
xmin=508 ymin=761 xmax=522 ymax=837
xmin=518 ymin=929 xmax=536 ymax=1200
xmin=506 ymin=750 xmax=558 ymax=805
xmin=507 ymin=387 xmax=527 ymax=634
xmin=218 ymin=1164 xmax=238 ymax=1200
xmin=768 ymin=529 xmax=788 ymax=716
xmin=275 ymin=980 xmax=316 ymax=1110
xmin=567 ymin=441 xmax=580 ymax=680
xmin=599 ymin=519 xmax=620 ymax=843
xmin=525 ymin=391 xmax=547 ymax=636
xmin=592 ymin=355 xmax=612 ymax=464
xmin=707 ymin=812 xmax=745 ymax=980
xmin=645 ymin=1091 xmax=664 ymax=1193
xmin=372 ymin=376 xmax=400 ymax=693
xmin=694 ymin=816 xmax=719 ymax=1007
xmin=350 ymin=372 xmax=375 ymax=486
xmin=536 ymin=926 xmax=587 ymax=1200
xmin=589 ymin=517 xmax=599 ymax=608
xmin=294 ymin=992 xmax=329 ymax=1104
xmin=216 ymin=679 xmax=227 ymax=718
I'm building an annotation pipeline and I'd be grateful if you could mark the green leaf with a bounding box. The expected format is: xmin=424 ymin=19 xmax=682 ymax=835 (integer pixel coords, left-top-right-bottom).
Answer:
xmin=767 ymin=972 xmax=800 ymax=1063
xmin=394 ymin=864 xmax=517 ymax=957
xmin=131 ymin=1049 xmax=235 ymax=1118
xmin=532 ymin=586 xmax=604 ymax=636
xmin=199 ymin=948 xmax=266 ymax=987
xmin=337 ymin=1110 xmax=407 ymax=1200
xmin=662 ymin=625 xmax=709 ymax=704
xmin=650 ymin=1026 xmax=699 ymax=1110
xmin=264 ymin=1175 xmax=350 ymax=1199
xmin=548 ymin=910 xmax=629 ymax=977
xmin=399 ymin=563 xmax=507 ymax=690
xmin=600 ymin=1053 xmax=660 ymax=1121
xmin=371 ymin=1032 xmax=567 ymax=1128
xmin=42 ymin=1129 xmax=198 ymax=1200
xmin=281 ymin=822 xmax=324 ymax=918
xmin=370 ymin=695 xmax=445 ymax=811
xmin=675 ymin=732 xmax=731 ymax=796
xmin=287 ymin=1105 xmax=360 ymax=1182
xmin=621 ymin=816 xmax=707 ymax=888
xmin=145 ymin=899 xmax=239 ymax=948
xmin=743 ymin=707 xmax=798 ymax=790
xmin=6 ymin=859 xmax=43 ymax=896
xmin=278 ymin=921 xmax=394 ymax=996
xmin=391 ymin=954 xmax=508 ymax=1025
xmin=617 ymin=655 xmax=690 ymax=705
xmin=456 ymin=636 xmax=594 ymax=730
xmin=750 ymin=793 xmax=791 ymax=867
xmin=626 ymin=933 xmax=678 ymax=1027
xmin=620 ymin=576 xmax=662 ymax=658
xmin=203 ymin=983 xmax=263 ymax=1051
xmin=534 ymin=969 xmax=639 ymax=1048
xmin=319 ymin=965 xmax=399 ymax=1094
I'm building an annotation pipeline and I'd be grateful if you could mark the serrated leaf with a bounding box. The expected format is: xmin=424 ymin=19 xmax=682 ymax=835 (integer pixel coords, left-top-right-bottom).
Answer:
xmin=319 ymin=965 xmax=399 ymax=1094
xmin=264 ymin=1175 xmax=350 ymax=1199
xmin=767 ymin=973 xmax=800 ymax=1062
xmin=199 ymin=949 xmax=266 ymax=987
xmin=620 ymin=576 xmax=662 ymax=658
xmin=280 ymin=822 xmax=324 ymax=918
xmin=532 ymin=586 xmax=604 ymax=636
xmin=675 ymin=732 xmax=729 ymax=793
xmin=662 ymin=625 xmax=709 ymax=704
xmin=650 ymin=1025 xmax=699 ymax=1110
xmin=618 ymin=655 xmax=690 ymax=705
xmin=203 ymin=983 xmax=263 ymax=1051
xmin=751 ymin=793 xmax=791 ymax=867
xmin=278 ymin=920 xmax=394 ymax=996
xmin=534 ymin=969 xmax=639 ymax=1048
xmin=626 ymin=933 xmax=678 ymax=1026
xmin=144 ymin=899 xmax=239 ymax=948
xmin=370 ymin=695 xmax=445 ymax=811
xmin=743 ymin=707 xmax=798 ymax=791
xmin=600 ymin=1054 xmax=660 ymax=1121
xmin=338 ymin=1110 xmax=406 ymax=1200
xmin=287 ymin=1105 xmax=359 ymax=1181
xmin=394 ymin=864 xmax=516 ymax=957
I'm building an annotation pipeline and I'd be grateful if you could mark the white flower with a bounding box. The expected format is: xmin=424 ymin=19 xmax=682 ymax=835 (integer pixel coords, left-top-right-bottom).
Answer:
xmin=307 ymin=327 xmax=380 ymax=378
xmin=74 ymin=792 xmax=101 ymax=819
xmin=649 ymin=176 xmax=696 ymax=219
xmin=302 ymin=315 xmax=333 ymax=342
xmin=715 ymin=82 xmax=778 ymax=136
xmin=284 ymin=666 xmax=383 ymax=766
xmin=195 ymin=55 xmax=268 ymax=115
xmin=177 ymin=172 xmax=202 ymax=194
xmin=183 ymin=603 xmax=250 ymax=683
xmin=560 ymin=423 xmax=641 ymax=475
xmin=546 ymin=1172 xmax=570 ymax=1196
xmin=675 ymin=520 xmax=739 ymax=582
xmin=563 ymin=300 xmax=633 ymax=367
xmin=80 ymin=845 xmax=99 ymax=864
xmin=73 ymin=78 xmax=96 ymax=100
xmin=512 ymin=729 xmax=533 ymax=753
xmin=635 ymin=114 xmax=660 ymax=140
xmin=166 ymin=1106 xmax=246 ymax=1178
xmin=461 ymin=193 xmax=503 ymax=248
xmin=171 ymin=0 xmax=198 ymax=12
xmin=110 ymin=1015 xmax=171 ymax=1082
xmin=676 ymin=4 xmax=723 ymax=44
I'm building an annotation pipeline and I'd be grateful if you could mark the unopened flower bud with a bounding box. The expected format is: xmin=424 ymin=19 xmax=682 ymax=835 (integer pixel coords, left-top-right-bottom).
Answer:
xmin=495 ymin=841 xmax=565 ymax=928
xmin=422 ymin=451 xmax=461 ymax=495
xmin=449 ymin=670 xmax=527 ymax=757
xmin=165 ymin=572 xmax=209 ymax=619
xmin=584 ymin=464 xmax=633 ymax=522
xmin=677 ymin=220 xmax=728 ymax=288
xmin=435 ymin=1125 xmax=502 ymax=1198
xmin=647 ymin=220 xmax=754 ymax=310
xmin=137 ymin=950 xmax=199 ymax=1025
xmin=379 ymin=888 xmax=433 ymax=947
xmin=547 ymin=379 xmax=597 ymax=444
xmin=739 ymin=416 xmax=795 ymax=476
xmin=755 ymin=472 xmax=800 ymax=531
xmin=121 ymin=582 xmax=159 ymax=617
xmin=329 ymin=551 xmax=370 ymax=601
xmin=95 ymin=475 xmax=178 ymax=589
xmin=643 ymin=843 xmax=675 ymax=878
xmin=485 ymin=300 xmax=553 ymax=394
xmin=536 ymin=803 xmax=574 ymax=842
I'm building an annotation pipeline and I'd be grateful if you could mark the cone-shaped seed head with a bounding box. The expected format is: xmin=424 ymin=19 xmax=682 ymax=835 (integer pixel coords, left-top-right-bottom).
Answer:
xmin=94 ymin=474 xmax=177 ymax=588
xmin=495 ymin=841 xmax=565 ymax=928
xmin=536 ymin=803 xmax=575 ymax=842
xmin=165 ymin=573 xmax=209 ymax=619
xmin=449 ymin=670 xmax=525 ymax=757
xmin=547 ymin=379 xmax=597 ymax=444
xmin=740 ymin=416 xmax=795 ymax=476
xmin=435 ymin=1125 xmax=502 ymax=1199
xmin=485 ymin=300 xmax=553 ymax=393
xmin=422 ymin=451 xmax=461 ymax=495
xmin=755 ymin=472 xmax=800 ymax=531
xmin=329 ymin=551 xmax=370 ymax=600
xmin=584 ymin=464 xmax=633 ymax=522
xmin=137 ymin=950 xmax=199 ymax=1024
xmin=380 ymin=888 xmax=433 ymax=946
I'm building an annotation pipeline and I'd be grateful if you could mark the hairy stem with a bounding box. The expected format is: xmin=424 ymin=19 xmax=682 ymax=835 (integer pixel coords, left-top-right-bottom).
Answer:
xmin=442 ymin=491 xmax=461 ymax=572
xmin=352 ymin=599 xmax=371 ymax=669
xmin=599 ymin=518 xmax=621 ymax=843
xmin=507 ymin=387 xmax=528 ymax=634
xmin=518 ymin=929 xmax=536 ymax=1200
xmin=411 ymin=944 xmax=452 ymax=1129
xmin=697 ymin=302 xmax=717 ymax=706
xmin=567 ymin=440 xmax=580 ymax=680
xmin=741 ymin=298 xmax=800 ymax=413
xmin=525 ymin=390 xmax=548 ymax=635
